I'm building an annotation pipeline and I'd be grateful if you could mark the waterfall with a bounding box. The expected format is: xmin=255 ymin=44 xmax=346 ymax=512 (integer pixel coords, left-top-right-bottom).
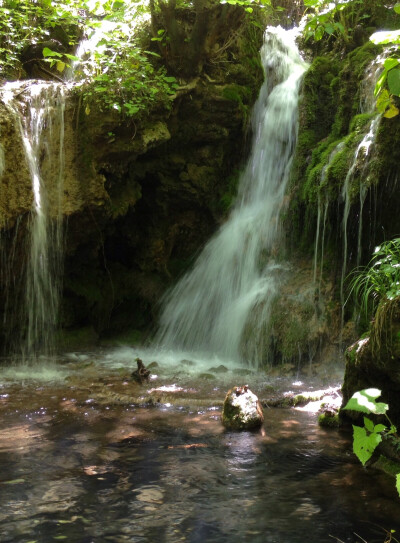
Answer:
xmin=155 ymin=27 xmax=308 ymax=366
xmin=1 ymin=82 xmax=66 ymax=361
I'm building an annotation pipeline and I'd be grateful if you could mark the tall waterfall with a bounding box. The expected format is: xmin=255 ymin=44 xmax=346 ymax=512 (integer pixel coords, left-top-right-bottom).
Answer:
xmin=2 ymin=82 xmax=66 ymax=361
xmin=156 ymin=27 xmax=308 ymax=366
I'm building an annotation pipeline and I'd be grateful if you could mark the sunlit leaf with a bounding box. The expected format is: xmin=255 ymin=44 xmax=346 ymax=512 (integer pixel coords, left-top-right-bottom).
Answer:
xmin=396 ymin=474 xmax=400 ymax=496
xmin=376 ymin=89 xmax=391 ymax=113
xmin=56 ymin=60 xmax=65 ymax=72
xmin=394 ymin=3 xmax=400 ymax=14
xmin=343 ymin=389 xmax=388 ymax=415
xmin=384 ymin=103 xmax=400 ymax=118
xmin=43 ymin=47 xmax=61 ymax=58
xmin=384 ymin=58 xmax=400 ymax=71
xmin=374 ymin=424 xmax=387 ymax=433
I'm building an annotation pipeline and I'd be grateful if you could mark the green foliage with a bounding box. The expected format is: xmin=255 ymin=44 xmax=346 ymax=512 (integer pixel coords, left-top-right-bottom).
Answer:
xmin=0 ymin=0 xmax=180 ymax=118
xmin=0 ymin=0 xmax=86 ymax=77
xmin=344 ymin=387 xmax=389 ymax=415
xmin=343 ymin=389 xmax=398 ymax=477
xmin=352 ymin=420 xmax=382 ymax=465
xmin=220 ymin=0 xmax=270 ymax=15
xmin=303 ymin=0 xmax=372 ymax=44
xmin=347 ymin=238 xmax=400 ymax=322
xmin=369 ymin=5 xmax=400 ymax=118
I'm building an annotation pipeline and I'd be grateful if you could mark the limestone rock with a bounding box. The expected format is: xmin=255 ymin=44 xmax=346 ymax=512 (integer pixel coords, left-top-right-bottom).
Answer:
xmin=222 ymin=385 xmax=264 ymax=430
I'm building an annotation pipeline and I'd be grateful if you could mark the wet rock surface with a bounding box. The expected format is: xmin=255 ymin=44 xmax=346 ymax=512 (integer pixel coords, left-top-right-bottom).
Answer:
xmin=222 ymin=385 xmax=264 ymax=430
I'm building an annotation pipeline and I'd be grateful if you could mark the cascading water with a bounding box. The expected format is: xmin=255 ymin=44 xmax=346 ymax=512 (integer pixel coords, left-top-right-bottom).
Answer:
xmin=1 ymin=82 xmax=66 ymax=361
xmin=339 ymin=114 xmax=381 ymax=307
xmin=156 ymin=27 xmax=308 ymax=366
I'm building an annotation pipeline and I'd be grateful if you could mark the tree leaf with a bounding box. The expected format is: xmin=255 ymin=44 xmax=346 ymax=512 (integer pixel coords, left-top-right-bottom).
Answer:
xmin=394 ymin=3 xmax=400 ymax=14
xmin=56 ymin=60 xmax=65 ymax=72
xmin=396 ymin=473 xmax=400 ymax=496
xmin=373 ymin=423 xmax=387 ymax=433
xmin=384 ymin=58 xmax=400 ymax=71
xmin=343 ymin=389 xmax=388 ymax=414
xmin=388 ymin=67 xmax=400 ymax=97
xmin=364 ymin=417 xmax=374 ymax=432
xmin=42 ymin=46 xmax=61 ymax=58
xmin=352 ymin=425 xmax=382 ymax=465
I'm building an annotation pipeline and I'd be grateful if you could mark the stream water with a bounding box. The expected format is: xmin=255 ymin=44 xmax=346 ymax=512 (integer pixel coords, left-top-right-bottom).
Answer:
xmin=0 ymin=350 xmax=399 ymax=543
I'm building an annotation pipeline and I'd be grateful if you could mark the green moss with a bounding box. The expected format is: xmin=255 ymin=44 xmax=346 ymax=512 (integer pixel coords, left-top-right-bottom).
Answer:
xmin=331 ymin=41 xmax=380 ymax=138
xmin=349 ymin=113 xmax=375 ymax=133
xmin=318 ymin=413 xmax=341 ymax=428
xmin=373 ymin=455 xmax=400 ymax=477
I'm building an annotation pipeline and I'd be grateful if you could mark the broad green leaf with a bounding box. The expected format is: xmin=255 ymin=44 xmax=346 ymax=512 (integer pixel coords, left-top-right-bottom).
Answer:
xmin=42 ymin=47 xmax=61 ymax=58
xmin=352 ymin=425 xmax=382 ymax=465
xmin=384 ymin=58 xmax=400 ymax=71
xmin=64 ymin=53 xmax=80 ymax=61
xmin=343 ymin=389 xmax=388 ymax=415
xmin=397 ymin=473 xmax=400 ymax=496
xmin=374 ymin=423 xmax=387 ymax=433
xmin=395 ymin=3 xmax=400 ymax=14
xmin=388 ymin=67 xmax=400 ymax=96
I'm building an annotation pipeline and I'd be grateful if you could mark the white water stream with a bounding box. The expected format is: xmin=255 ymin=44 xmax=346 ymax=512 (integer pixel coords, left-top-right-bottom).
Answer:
xmin=156 ymin=27 xmax=308 ymax=366
xmin=2 ymin=82 xmax=66 ymax=360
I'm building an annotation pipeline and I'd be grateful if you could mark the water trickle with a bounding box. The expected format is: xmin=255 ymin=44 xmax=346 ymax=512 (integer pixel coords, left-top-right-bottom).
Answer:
xmin=1 ymin=82 xmax=66 ymax=361
xmin=312 ymin=141 xmax=345 ymax=287
xmin=156 ymin=27 xmax=308 ymax=366
xmin=340 ymin=115 xmax=381 ymax=307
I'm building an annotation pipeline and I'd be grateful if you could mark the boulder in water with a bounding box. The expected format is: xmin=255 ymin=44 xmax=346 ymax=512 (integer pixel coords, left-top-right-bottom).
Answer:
xmin=222 ymin=385 xmax=264 ymax=430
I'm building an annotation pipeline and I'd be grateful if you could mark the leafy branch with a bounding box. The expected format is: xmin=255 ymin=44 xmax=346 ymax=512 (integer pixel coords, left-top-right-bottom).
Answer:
xmin=343 ymin=388 xmax=400 ymax=496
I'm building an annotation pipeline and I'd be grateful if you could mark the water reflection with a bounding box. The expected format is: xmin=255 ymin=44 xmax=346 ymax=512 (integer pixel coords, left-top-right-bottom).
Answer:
xmin=0 ymin=382 xmax=398 ymax=542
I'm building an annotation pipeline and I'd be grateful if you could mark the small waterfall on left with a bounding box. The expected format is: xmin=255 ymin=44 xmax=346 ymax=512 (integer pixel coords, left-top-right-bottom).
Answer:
xmin=1 ymin=82 xmax=66 ymax=362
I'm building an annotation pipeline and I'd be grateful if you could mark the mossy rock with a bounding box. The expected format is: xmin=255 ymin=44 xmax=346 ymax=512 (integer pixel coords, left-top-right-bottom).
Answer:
xmin=222 ymin=386 xmax=264 ymax=430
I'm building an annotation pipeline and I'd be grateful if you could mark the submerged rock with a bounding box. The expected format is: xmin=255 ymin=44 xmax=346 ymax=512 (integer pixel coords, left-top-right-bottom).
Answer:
xmin=222 ymin=385 xmax=264 ymax=430
xmin=131 ymin=358 xmax=151 ymax=385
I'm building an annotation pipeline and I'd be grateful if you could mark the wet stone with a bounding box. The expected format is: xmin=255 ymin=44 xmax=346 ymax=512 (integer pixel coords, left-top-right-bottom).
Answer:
xmin=222 ymin=385 xmax=264 ymax=430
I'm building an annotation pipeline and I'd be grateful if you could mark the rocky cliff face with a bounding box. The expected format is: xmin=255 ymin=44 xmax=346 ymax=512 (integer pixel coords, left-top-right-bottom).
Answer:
xmin=0 ymin=8 xmax=264 ymax=350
